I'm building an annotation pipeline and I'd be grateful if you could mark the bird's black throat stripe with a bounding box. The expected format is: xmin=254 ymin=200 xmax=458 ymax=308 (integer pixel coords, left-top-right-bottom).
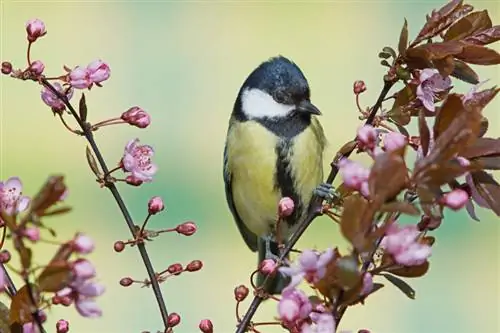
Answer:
xmin=274 ymin=140 xmax=303 ymax=229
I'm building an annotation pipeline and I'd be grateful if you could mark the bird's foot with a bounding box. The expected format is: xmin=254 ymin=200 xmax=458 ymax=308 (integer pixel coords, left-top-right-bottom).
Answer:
xmin=314 ymin=182 xmax=340 ymax=204
xmin=263 ymin=235 xmax=282 ymax=262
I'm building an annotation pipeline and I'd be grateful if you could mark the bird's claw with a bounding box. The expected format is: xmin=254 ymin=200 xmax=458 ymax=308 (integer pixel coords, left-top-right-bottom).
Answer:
xmin=314 ymin=182 xmax=339 ymax=203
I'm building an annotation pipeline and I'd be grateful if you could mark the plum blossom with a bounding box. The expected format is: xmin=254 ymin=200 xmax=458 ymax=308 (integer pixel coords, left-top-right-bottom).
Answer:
xmin=69 ymin=66 xmax=92 ymax=89
xmin=383 ymin=132 xmax=407 ymax=152
xmin=357 ymin=125 xmax=377 ymax=151
xmin=26 ymin=19 xmax=46 ymax=42
xmin=121 ymin=138 xmax=158 ymax=182
xmin=148 ymin=196 xmax=164 ymax=215
xmin=380 ymin=224 xmax=431 ymax=266
xmin=302 ymin=312 xmax=336 ymax=333
xmin=280 ymin=248 xmax=334 ymax=290
xmin=338 ymin=159 xmax=370 ymax=197
xmin=416 ymin=68 xmax=451 ymax=112
xmin=0 ymin=177 xmax=30 ymax=218
xmin=87 ymin=59 xmax=110 ymax=83
xmin=29 ymin=60 xmax=45 ymax=75
xmin=72 ymin=233 xmax=95 ymax=254
xmin=41 ymin=82 xmax=74 ymax=112
xmin=441 ymin=189 xmax=469 ymax=210
xmin=277 ymin=288 xmax=312 ymax=330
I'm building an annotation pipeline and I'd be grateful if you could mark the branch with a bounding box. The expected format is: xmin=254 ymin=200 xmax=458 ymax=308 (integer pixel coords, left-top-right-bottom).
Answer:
xmin=39 ymin=79 xmax=171 ymax=330
xmin=235 ymin=79 xmax=395 ymax=333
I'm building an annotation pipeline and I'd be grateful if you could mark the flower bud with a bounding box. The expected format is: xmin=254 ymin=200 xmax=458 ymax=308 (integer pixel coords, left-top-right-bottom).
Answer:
xmin=357 ymin=125 xmax=377 ymax=151
xmin=278 ymin=197 xmax=294 ymax=218
xmin=68 ymin=66 xmax=91 ymax=89
xmin=353 ymin=80 xmax=366 ymax=94
xmin=30 ymin=60 xmax=45 ymax=75
xmin=167 ymin=263 xmax=183 ymax=275
xmin=72 ymin=259 xmax=96 ymax=279
xmin=167 ymin=313 xmax=181 ymax=327
xmin=383 ymin=132 xmax=407 ymax=152
xmin=175 ymin=221 xmax=197 ymax=236
xmin=73 ymin=233 xmax=94 ymax=254
xmin=26 ymin=19 xmax=46 ymax=42
xmin=0 ymin=250 xmax=11 ymax=263
xmin=198 ymin=319 xmax=213 ymax=333
xmin=119 ymin=277 xmax=134 ymax=287
xmin=114 ymin=241 xmax=125 ymax=252
xmin=441 ymin=189 xmax=469 ymax=211
xmin=148 ymin=196 xmax=165 ymax=215
xmin=121 ymin=106 xmax=151 ymax=129
xmin=23 ymin=227 xmax=40 ymax=242
xmin=186 ymin=260 xmax=203 ymax=272
xmin=56 ymin=319 xmax=69 ymax=333
xmin=87 ymin=59 xmax=110 ymax=84
xmin=125 ymin=175 xmax=143 ymax=186
xmin=259 ymin=259 xmax=277 ymax=275
xmin=234 ymin=284 xmax=249 ymax=302
xmin=1 ymin=61 xmax=12 ymax=75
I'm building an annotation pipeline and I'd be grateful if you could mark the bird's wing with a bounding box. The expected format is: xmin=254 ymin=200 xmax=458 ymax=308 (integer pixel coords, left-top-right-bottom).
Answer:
xmin=223 ymin=144 xmax=259 ymax=252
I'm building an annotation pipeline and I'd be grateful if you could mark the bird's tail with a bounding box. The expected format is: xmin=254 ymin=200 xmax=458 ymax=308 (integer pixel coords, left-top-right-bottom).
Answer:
xmin=256 ymin=238 xmax=290 ymax=295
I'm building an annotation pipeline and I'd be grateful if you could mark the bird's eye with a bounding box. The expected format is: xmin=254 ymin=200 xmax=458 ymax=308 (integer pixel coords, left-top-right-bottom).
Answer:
xmin=274 ymin=92 xmax=286 ymax=103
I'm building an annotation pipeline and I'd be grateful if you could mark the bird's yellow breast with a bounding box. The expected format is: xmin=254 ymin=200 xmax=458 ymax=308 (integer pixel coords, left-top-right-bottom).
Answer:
xmin=225 ymin=118 xmax=325 ymax=238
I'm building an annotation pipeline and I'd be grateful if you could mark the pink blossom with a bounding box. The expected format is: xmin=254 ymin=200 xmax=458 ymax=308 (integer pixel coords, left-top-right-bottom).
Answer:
xmin=360 ymin=273 xmax=373 ymax=296
xmin=148 ymin=196 xmax=164 ymax=215
xmin=26 ymin=19 xmax=46 ymax=42
xmin=277 ymin=288 xmax=312 ymax=327
xmin=72 ymin=259 xmax=96 ymax=279
xmin=121 ymin=138 xmax=158 ymax=182
xmin=278 ymin=197 xmax=295 ymax=218
xmin=87 ymin=59 xmax=110 ymax=83
xmin=198 ymin=319 xmax=213 ymax=333
xmin=68 ymin=66 xmax=92 ymax=89
xmin=338 ymin=159 xmax=370 ymax=196
xmin=416 ymin=68 xmax=451 ymax=112
xmin=23 ymin=227 xmax=40 ymax=242
xmin=302 ymin=312 xmax=336 ymax=333
xmin=380 ymin=224 xmax=431 ymax=266
xmin=56 ymin=276 xmax=105 ymax=318
xmin=56 ymin=319 xmax=69 ymax=333
xmin=259 ymin=259 xmax=277 ymax=275
xmin=383 ymin=132 xmax=407 ymax=152
xmin=41 ymin=82 xmax=74 ymax=112
xmin=280 ymin=248 xmax=334 ymax=290
xmin=357 ymin=125 xmax=377 ymax=151
xmin=73 ymin=233 xmax=94 ymax=254
xmin=0 ymin=177 xmax=30 ymax=216
xmin=121 ymin=106 xmax=151 ymax=129
xmin=353 ymin=80 xmax=366 ymax=94
xmin=442 ymin=189 xmax=469 ymax=210
xmin=29 ymin=60 xmax=45 ymax=75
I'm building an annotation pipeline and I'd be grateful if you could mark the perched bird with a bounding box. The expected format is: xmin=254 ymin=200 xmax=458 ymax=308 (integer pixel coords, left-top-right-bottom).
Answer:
xmin=223 ymin=56 xmax=331 ymax=294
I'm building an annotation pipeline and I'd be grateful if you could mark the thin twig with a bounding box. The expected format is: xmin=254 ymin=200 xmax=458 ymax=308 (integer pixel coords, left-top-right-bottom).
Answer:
xmin=39 ymin=78 xmax=171 ymax=330
xmin=235 ymin=79 xmax=395 ymax=333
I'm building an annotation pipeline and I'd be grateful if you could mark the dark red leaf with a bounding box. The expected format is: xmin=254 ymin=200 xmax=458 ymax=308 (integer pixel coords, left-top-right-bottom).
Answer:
xmin=450 ymin=59 xmax=479 ymax=84
xmin=456 ymin=44 xmax=500 ymax=65
xmin=471 ymin=171 xmax=500 ymax=216
xmin=444 ymin=10 xmax=492 ymax=41
xmin=463 ymin=25 xmax=500 ymax=45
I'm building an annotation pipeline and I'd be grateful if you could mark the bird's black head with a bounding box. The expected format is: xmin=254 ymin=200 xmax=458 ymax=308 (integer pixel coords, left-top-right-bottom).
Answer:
xmin=236 ymin=56 xmax=321 ymax=120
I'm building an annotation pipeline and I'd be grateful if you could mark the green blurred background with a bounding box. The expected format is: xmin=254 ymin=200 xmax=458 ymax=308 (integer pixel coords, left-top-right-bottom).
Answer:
xmin=0 ymin=0 xmax=499 ymax=332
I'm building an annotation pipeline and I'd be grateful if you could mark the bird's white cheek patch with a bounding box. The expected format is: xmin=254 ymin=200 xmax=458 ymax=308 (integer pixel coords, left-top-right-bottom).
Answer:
xmin=241 ymin=88 xmax=295 ymax=119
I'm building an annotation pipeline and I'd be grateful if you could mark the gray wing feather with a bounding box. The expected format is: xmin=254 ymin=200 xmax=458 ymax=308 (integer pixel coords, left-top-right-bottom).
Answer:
xmin=223 ymin=144 xmax=258 ymax=252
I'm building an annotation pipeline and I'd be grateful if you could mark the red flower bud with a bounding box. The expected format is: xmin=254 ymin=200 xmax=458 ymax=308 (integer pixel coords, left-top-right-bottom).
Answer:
xmin=234 ymin=284 xmax=249 ymax=302
xmin=148 ymin=196 xmax=165 ymax=215
xmin=121 ymin=106 xmax=151 ymax=129
xmin=30 ymin=60 xmax=45 ymax=75
xmin=114 ymin=241 xmax=125 ymax=252
xmin=278 ymin=197 xmax=294 ymax=218
xmin=198 ymin=319 xmax=213 ymax=333
xmin=258 ymin=259 xmax=277 ymax=275
xmin=56 ymin=319 xmax=69 ymax=333
xmin=167 ymin=263 xmax=183 ymax=275
xmin=125 ymin=175 xmax=143 ymax=186
xmin=175 ymin=221 xmax=197 ymax=236
xmin=186 ymin=260 xmax=203 ymax=272
xmin=167 ymin=313 xmax=181 ymax=327
xmin=1 ymin=62 xmax=12 ymax=75
xmin=353 ymin=80 xmax=366 ymax=95
xmin=0 ymin=250 xmax=11 ymax=263
xmin=120 ymin=277 xmax=134 ymax=287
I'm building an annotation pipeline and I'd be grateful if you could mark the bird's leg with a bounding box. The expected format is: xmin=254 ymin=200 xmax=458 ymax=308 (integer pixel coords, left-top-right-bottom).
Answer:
xmin=262 ymin=234 xmax=281 ymax=262
xmin=314 ymin=182 xmax=340 ymax=204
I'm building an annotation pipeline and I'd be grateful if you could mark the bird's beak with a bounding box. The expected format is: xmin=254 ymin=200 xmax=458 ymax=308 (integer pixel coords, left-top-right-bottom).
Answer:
xmin=296 ymin=100 xmax=322 ymax=115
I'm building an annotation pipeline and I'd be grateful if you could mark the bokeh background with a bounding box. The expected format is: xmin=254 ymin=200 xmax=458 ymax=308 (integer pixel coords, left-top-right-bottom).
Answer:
xmin=1 ymin=0 xmax=499 ymax=332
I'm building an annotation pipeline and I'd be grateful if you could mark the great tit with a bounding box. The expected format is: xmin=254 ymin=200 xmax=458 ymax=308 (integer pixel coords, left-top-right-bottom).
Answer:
xmin=223 ymin=56 xmax=330 ymax=294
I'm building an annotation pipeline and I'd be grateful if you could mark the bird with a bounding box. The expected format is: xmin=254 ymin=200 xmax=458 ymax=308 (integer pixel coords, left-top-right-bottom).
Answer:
xmin=223 ymin=56 xmax=332 ymax=294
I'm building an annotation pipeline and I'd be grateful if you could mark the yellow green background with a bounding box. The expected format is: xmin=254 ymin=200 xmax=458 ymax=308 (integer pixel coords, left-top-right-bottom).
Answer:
xmin=0 ymin=0 xmax=499 ymax=332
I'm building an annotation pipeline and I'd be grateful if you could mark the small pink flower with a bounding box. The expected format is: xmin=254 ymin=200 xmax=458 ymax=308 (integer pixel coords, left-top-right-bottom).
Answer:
xmin=198 ymin=319 xmax=213 ymax=333
xmin=416 ymin=68 xmax=451 ymax=112
xmin=23 ymin=322 xmax=36 ymax=333
xmin=23 ymin=227 xmax=40 ymax=242
xmin=338 ymin=159 xmax=370 ymax=196
xmin=121 ymin=106 xmax=151 ymax=129
xmin=56 ymin=277 xmax=105 ymax=318
xmin=121 ymin=138 xmax=158 ymax=182
xmin=383 ymin=132 xmax=407 ymax=152
xmin=380 ymin=224 xmax=431 ymax=266
xmin=277 ymin=288 xmax=312 ymax=325
xmin=442 ymin=189 xmax=469 ymax=211
xmin=175 ymin=221 xmax=197 ymax=236
xmin=0 ymin=177 xmax=30 ymax=216
xmin=75 ymin=298 xmax=102 ymax=318
xmin=41 ymin=82 xmax=74 ymax=112
xmin=303 ymin=312 xmax=336 ymax=333
xmin=72 ymin=259 xmax=96 ymax=279
xmin=259 ymin=259 xmax=277 ymax=275
xmin=68 ymin=66 xmax=92 ymax=89
xmin=56 ymin=319 xmax=69 ymax=333
xmin=357 ymin=125 xmax=377 ymax=151
xmin=73 ymin=233 xmax=94 ymax=254
xmin=360 ymin=272 xmax=373 ymax=296
xmin=353 ymin=80 xmax=366 ymax=94
xmin=148 ymin=196 xmax=164 ymax=215
xmin=26 ymin=19 xmax=46 ymax=42
xmin=87 ymin=59 xmax=110 ymax=84
xmin=280 ymin=248 xmax=334 ymax=290
xmin=278 ymin=197 xmax=295 ymax=218
xmin=29 ymin=60 xmax=45 ymax=75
